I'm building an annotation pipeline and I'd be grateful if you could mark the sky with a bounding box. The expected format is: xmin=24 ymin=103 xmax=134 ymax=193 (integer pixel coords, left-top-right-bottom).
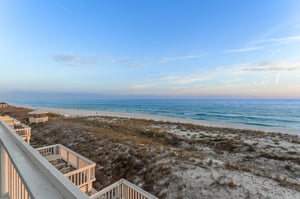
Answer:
xmin=1 ymin=0 xmax=300 ymax=100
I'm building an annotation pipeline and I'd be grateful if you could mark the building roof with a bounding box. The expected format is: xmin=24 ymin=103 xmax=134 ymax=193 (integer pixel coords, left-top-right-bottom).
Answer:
xmin=29 ymin=110 xmax=48 ymax=115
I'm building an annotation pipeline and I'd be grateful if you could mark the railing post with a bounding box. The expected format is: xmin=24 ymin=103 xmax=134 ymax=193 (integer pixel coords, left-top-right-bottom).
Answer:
xmin=77 ymin=156 xmax=79 ymax=168
xmin=0 ymin=143 xmax=8 ymax=196
xmin=27 ymin=128 xmax=31 ymax=144
xmin=58 ymin=145 xmax=61 ymax=156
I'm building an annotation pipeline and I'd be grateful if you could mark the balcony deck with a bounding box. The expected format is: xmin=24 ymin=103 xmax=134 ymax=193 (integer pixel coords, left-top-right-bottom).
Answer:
xmin=0 ymin=120 xmax=90 ymax=199
xmin=1 ymin=116 xmax=158 ymax=199
xmin=0 ymin=116 xmax=31 ymax=144
xmin=36 ymin=144 xmax=96 ymax=195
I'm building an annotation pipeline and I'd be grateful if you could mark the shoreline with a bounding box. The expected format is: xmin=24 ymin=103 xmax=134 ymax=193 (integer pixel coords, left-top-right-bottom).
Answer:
xmin=18 ymin=104 xmax=299 ymax=135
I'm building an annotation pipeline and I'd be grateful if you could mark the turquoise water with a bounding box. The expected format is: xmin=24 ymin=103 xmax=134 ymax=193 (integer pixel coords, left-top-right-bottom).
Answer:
xmin=11 ymin=99 xmax=300 ymax=131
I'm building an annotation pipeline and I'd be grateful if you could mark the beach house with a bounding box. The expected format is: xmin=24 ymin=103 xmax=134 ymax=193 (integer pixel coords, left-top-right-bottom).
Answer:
xmin=0 ymin=103 xmax=8 ymax=109
xmin=28 ymin=111 xmax=49 ymax=124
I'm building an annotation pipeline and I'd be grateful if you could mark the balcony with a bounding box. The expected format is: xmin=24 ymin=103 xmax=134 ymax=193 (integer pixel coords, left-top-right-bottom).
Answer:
xmin=0 ymin=120 xmax=90 ymax=199
xmin=0 ymin=117 xmax=158 ymax=199
xmin=12 ymin=124 xmax=31 ymax=144
xmin=0 ymin=116 xmax=15 ymax=128
xmin=0 ymin=116 xmax=31 ymax=144
xmin=36 ymin=144 xmax=96 ymax=195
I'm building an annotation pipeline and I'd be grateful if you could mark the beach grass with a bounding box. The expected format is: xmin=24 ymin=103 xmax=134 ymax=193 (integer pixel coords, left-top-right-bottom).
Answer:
xmin=2 ymin=105 xmax=300 ymax=198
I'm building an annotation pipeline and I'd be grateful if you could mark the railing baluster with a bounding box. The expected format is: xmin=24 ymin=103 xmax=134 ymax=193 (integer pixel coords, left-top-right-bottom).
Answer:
xmin=17 ymin=172 xmax=19 ymax=199
xmin=8 ymin=158 xmax=11 ymax=198
xmin=90 ymin=179 xmax=158 ymax=199
xmin=21 ymin=181 xmax=24 ymax=199
xmin=12 ymin=164 xmax=15 ymax=199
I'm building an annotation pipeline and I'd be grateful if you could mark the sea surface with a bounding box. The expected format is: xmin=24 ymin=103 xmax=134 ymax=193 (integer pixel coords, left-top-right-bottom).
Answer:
xmin=10 ymin=99 xmax=300 ymax=132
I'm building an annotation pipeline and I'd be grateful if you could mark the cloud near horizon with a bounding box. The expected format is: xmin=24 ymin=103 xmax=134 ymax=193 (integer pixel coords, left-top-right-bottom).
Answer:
xmin=161 ymin=73 xmax=210 ymax=84
xmin=130 ymin=59 xmax=300 ymax=92
xmin=223 ymin=46 xmax=264 ymax=54
xmin=53 ymin=54 xmax=100 ymax=66
xmin=159 ymin=54 xmax=206 ymax=63
xmin=53 ymin=54 xmax=142 ymax=67
xmin=256 ymin=34 xmax=300 ymax=45
xmin=105 ymin=56 xmax=142 ymax=68
xmin=130 ymin=82 xmax=159 ymax=89
xmin=130 ymin=72 xmax=211 ymax=90
xmin=232 ymin=60 xmax=300 ymax=72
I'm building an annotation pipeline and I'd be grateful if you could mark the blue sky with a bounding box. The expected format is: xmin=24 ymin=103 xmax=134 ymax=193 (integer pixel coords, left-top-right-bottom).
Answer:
xmin=1 ymin=0 xmax=300 ymax=100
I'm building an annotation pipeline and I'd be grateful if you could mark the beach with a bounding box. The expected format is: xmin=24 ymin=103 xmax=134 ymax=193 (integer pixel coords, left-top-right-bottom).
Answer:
xmin=23 ymin=105 xmax=299 ymax=135
xmin=3 ymin=2 xmax=300 ymax=198
xmin=2 ymin=105 xmax=300 ymax=198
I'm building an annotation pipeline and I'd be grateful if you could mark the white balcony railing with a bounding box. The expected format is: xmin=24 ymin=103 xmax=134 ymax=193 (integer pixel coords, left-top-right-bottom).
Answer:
xmin=90 ymin=178 xmax=159 ymax=199
xmin=64 ymin=164 xmax=95 ymax=187
xmin=1 ymin=116 xmax=159 ymax=199
xmin=0 ymin=120 xmax=90 ymax=199
xmin=29 ymin=117 xmax=48 ymax=124
xmin=13 ymin=125 xmax=31 ymax=144
xmin=0 ymin=116 xmax=31 ymax=144
xmin=1 ymin=141 xmax=31 ymax=199
xmin=36 ymin=144 xmax=96 ymax=194
xmin=0 ymin=116 xmax=15 ymax=128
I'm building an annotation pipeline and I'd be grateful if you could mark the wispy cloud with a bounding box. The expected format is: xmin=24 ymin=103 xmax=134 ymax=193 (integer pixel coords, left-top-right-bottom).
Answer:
xmin=159 ymin=54 xmax=206 ymax=63
xmin=161 ymin=74 xmax=210 ymax=84
xmin=136 ymin=60 xmax=299 ymax=87
xmin=105 ymin=56 xmax=141 ymax=67
xmin=223 ymin=46 xmax=264 ymax=54
xmin=256 ymin=34 xmax=300 ymax=44
xmin=222 ymin=78 xmax=242 ymax=85
xmin=128 ymin=59 xmax=300 ymax=98
xmin=118 ymin=58 xmax=141 ymax=68
xmin=275 ymin=73 xmax=281 ymax=86
xmin=129 ymin=71 xmax=212 ymax=91
xmin=130 ymin=82 xmax=158 ymax=89
xmin=53 ymin=53 xmax=99 ymax=66
xmin=232 ymin=60 xmax=300 ymax=72
xmin=53 ymin=54 xmax=142 ymax=67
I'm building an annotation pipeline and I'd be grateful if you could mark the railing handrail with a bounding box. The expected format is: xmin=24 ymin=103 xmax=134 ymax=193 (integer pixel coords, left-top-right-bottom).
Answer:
xmin=36 ymin=144 xmax=96 ymax=187
xmin=89 ymin=180 xmax=122 ymax=198
xmin=14 ymin=127 xmax=31 ymax=135
xmin=36 ymin=144 xmax=96 ymax=165
xmin=14 ymin=123 xmax=30 ymax=128
xmin=59 ymin=144 xmax=96 ymax=165
xmin=14 ymin=126 xmax=31 ymax=130
xmin=64 ymin=164 xmax=96 ymax=178
xmin=90 ymin=178 xmax=159 ymax=199
xmin=121 ymin=178 xmax=159 ymax=199
xmin=0 ymin=120 xmax=90 ymax=199
xmin=35 ymin=144 xmax=58 ymax=151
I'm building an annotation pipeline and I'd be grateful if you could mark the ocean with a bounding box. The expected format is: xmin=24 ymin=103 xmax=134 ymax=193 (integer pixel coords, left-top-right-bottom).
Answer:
xmin=10 ymin=99 xmax=300 ymax=132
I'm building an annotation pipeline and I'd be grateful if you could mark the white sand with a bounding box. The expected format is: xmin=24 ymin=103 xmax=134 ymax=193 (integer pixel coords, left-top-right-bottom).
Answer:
xmin=22 ymin=105 xmax=299 ymax=135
